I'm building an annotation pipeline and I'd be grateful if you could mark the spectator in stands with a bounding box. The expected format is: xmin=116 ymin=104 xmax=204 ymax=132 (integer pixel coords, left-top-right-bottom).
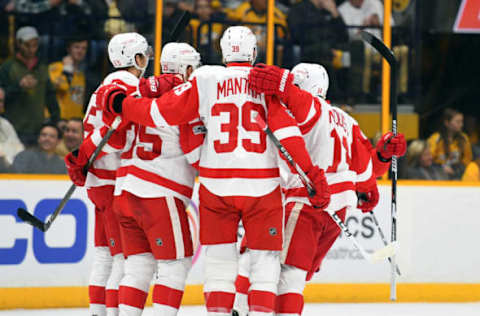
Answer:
xmin=288 ymin=0 xmax=348 ymax=97
xmin=55 ymin=117 xmax=82 ymax=158
xmin=228 ymin=0 xmax=287 ymax=64
xmin=0 ymin=86 xmax=24 ymax=172
xmin=405 ymin=140 xmax=447 ymax=180
xmin=11 ymin=123 xmax=66 ymax=174
xmin=48 ymin=37 xmax=87 ymax=120
xmin=427 ymin=108 xmax=472 ymax=180
xmin=462 ymin=146 xmax=480 ymax=182
xmin=0 ymin=26 xmax=60 ymax=145
xmin=190 ymin=0 xmax=225 ymax=64
xmin=338 ymin=0 xmax=409 ymax=103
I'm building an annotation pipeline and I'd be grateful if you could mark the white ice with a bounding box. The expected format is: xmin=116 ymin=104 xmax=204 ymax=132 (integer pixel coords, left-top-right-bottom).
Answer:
xmin=0 ymin=303 xmax=479 ymax=316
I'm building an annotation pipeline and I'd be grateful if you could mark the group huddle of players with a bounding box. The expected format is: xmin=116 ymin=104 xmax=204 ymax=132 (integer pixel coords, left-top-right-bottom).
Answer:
xmin=65 ymin=26 xmax=406 ymax=316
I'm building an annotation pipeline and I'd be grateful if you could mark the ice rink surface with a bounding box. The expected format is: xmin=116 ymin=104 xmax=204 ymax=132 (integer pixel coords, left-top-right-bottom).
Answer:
xmin=1 ymin=303 xmax=479 ymax=316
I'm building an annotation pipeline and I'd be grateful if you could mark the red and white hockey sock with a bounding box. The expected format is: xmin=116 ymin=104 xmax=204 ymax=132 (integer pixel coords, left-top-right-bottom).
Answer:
xmin=105 ymin=289 xmax=119 ymax=316
xmin=247 ymin=250 xmax=281 ymax=316
xmin=153 ymin=258 xmax=192 ymax=316
xmin=276 ymin=264 xmax=307 ymax=316
xmin=233 ymin=274 xmax=250 ymax=316
xmin=275 ymin=293 xmax=304 ymax=316
xmin=118 ymin=285 xmax=148 ymax=315
xmin=106 ymin=253 xmax=124 ymax=316
xmin=118 ymin=253 xmax=156 ymax=316
xmin=204 ymin=243 xmax=238 ymax=316
xmin=89 ymin=285 xmax=106 ymax=316
xmin=153 ymin=284 xmax=184 ymax=316
xmin=204 ymin=291 xmax=236 ymax=315
xmin=248 ymin=290 xmax=276 ymax=315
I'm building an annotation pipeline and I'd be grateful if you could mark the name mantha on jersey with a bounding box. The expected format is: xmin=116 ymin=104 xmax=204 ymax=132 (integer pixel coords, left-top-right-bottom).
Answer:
xmin=192 ymin=65 xmax=283 ymax=197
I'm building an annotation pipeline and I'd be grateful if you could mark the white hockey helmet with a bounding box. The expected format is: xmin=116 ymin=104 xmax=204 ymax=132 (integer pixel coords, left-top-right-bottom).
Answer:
xmin=291 ymin=63 xmax=329 ymax=99
xmin=161 ymin=42 xmax=201 ymax=80
xmin=220 ymin=26 xmax=257 ymax=64
xmin=108 ymin=32 xmax=152 ymax=74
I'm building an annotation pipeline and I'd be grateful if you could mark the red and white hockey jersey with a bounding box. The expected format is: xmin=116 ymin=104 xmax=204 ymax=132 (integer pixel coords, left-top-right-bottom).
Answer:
xmin=113 ymin=118 xmax=202 ymax=204
xmin=81 ymin=70 xmax=139 ymax=188
xmin=279 ymin=85 xmax=374 ymax=212
xmin=120 ymin=63 xmax=314 ymax=197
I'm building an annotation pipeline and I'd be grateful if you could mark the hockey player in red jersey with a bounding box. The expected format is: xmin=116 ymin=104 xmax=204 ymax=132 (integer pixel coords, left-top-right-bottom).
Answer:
xmin=64 ymin=32 xmax=151 ymax=316
xmin=96 ymin=26 xmax=330 ymax=316
xmin=100 ymin=42 xmax=202 ymax=316
xmin=242 ymin=62 xmax=391 ymax=316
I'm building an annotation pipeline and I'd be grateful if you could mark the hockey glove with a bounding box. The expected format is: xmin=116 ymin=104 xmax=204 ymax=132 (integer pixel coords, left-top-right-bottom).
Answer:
xmin=96 ymin=83 xmax=127 ymax=114
xmin=306 ymin=166 xmax=330 ymax=209
xmin=376 ymin=132 xmax=406 ymax=161
xmin=65 ymin=149 xmax=89 ymax=186
xmin=356 ymin=178 xmax=379 ymax=213
xmin=139 ymin=74 xmax=183 ymax=98
xmin=248 ymin=64 xmax=294 ymax=103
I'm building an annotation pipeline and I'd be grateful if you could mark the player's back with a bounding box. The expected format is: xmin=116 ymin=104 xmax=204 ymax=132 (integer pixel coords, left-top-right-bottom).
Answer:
xmin=192 ymin=65 xmax=279 ymax=197
xmin=284 ymin=97 xmax=369 ymax=211
xmin=83 ymin=70 xmax=139 ymax=188
xmin=114 ymin=122 xmax=197 ymax=204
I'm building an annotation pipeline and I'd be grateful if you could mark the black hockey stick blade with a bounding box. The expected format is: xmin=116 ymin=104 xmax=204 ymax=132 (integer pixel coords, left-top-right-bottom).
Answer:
xmin=168 ymin=10 xmax=192 ymax=42
xmin=17 ymin=208 xmax=46 ymax=232
xmin=360 ymin=31 xmax=396 ymax=66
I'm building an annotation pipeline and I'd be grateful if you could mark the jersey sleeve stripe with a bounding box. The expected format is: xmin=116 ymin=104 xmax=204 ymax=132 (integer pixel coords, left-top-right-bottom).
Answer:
xmin=356 ymin=159 xmax=373 ymax=182
xmin=273 ymin=126 xmax=302 ymax=141
xmin=89 ymin=167 xmax=116 ymax=180
xmin=150 ymin=99 xmax=169 ymax=127
xmin=199 ymin=167 xmax=280 ymax=179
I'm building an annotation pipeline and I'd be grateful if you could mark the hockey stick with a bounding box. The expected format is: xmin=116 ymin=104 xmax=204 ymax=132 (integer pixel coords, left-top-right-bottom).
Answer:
xmin=168 ymin=10 xmax=192 ymax=42
xmin=17 ymin=116 xmax=123 ymax=232
xmin=360 ymin=30 xmax=399 ymax=300
xmin=370 ymin=211 xmax=401 ymax=276
xmin=254 ymin=113 xmax=396 ymax=264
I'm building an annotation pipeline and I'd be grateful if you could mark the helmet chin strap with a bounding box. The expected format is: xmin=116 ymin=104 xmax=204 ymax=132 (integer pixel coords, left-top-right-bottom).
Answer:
xmin=134 ymin=53 xmax=148 ymax=77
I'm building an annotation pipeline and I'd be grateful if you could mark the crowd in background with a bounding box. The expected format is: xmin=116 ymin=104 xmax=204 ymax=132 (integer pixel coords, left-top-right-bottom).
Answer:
xmin=0 ymin=0 xmax=478 ymax=181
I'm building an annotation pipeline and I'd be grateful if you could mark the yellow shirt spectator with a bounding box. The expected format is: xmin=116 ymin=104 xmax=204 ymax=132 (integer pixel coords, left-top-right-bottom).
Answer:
xmin=48 ymin=61 xmax=86 ymax=120
xmin=427 ymin=131 xmax=472 ymax=168
xmin=462 ymin=161 xmax=480 ymax=181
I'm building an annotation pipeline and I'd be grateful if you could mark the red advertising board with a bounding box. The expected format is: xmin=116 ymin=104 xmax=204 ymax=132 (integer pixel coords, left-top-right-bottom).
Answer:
xmin=454 ymin=0 xmax=480 ymax=33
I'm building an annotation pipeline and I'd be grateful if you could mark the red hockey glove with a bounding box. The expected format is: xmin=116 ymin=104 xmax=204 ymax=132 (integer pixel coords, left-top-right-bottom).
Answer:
xmin=376 ymin=132 xmax=406 ymax=161
xmin=356 ymin=180 xmax=379 ymax=213
xmin=306 ymin=166 xmax=330 ymax=209
xmin=65 ymin=150 xmax=89 ymax=186
xmin=139 ymin=74 xmax=183 ymax=98
xmin=248 ymin=64 xmax=294 ymax=103
xmin=96 ymin=83 xmax=127 ymax=114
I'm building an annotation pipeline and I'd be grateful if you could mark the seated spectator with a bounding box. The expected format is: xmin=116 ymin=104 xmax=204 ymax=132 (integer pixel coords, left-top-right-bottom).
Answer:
xmin=11 ymin=123 xmax=66 ymax=174
xmin=288 ymin=0 xmax=348 ymax=97
xmin=55 ymin=117 xmax=83 ymax=158
xmin=338 ymin=0 xmax=409 ymax=103
xmin=228 ymin=0 xmax=287 ymax=64
xmin=0 ymin=86 xmax=24 ymax=172
xmin=48 ymin=37 xmax=88 ymax=120
xmin=406 ymin=140 xmax=448 ymax=180
xmin=462 ymin=146 xmax=480 ymax=182
xmin=0 ymin=26 xmax=60 ymax=145
xmin=427 ymin=108 xmax=472 ymax=180
xmin=189 ymin=0 xmax=225 ymax=64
